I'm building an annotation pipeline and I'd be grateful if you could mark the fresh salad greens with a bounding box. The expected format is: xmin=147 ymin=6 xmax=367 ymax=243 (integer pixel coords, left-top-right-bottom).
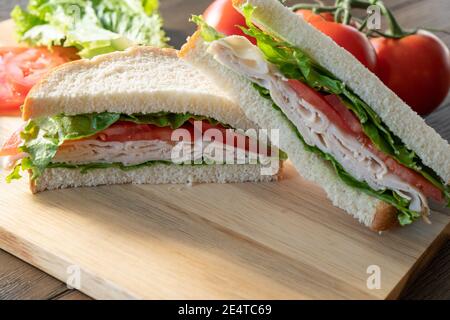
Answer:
xmin=11 ymin=0 xmax=169 ymax=58
xmin=7 ymin=112 xmax=227 ymax=182
xmin=192 ymin=7 xmax=450 ymax=224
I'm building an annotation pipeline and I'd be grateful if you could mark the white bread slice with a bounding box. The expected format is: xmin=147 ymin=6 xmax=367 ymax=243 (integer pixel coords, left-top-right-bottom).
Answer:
xmin=31 ymin=163 xmax=278 ymax=193
xmin=23 ymin=47 xmax=255 ymax=131
xmin=232 ymin=0 xmax=450 ymax=184
xmin=180 ymin=32 xmax=398 ymax=231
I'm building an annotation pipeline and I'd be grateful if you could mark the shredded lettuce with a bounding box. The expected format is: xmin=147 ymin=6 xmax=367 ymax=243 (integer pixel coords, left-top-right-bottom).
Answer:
xmin=11 ymin=0 xmax=168 ymax=58
xmin=7 ymin=112 xmax=229 ymax=182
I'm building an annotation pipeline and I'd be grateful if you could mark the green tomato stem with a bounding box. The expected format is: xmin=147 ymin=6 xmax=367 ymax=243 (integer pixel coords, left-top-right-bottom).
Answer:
xmin=290 ymin=0 xmax=417 ymax=38
xmin=340 ymin=0 xmax=352 ymax=25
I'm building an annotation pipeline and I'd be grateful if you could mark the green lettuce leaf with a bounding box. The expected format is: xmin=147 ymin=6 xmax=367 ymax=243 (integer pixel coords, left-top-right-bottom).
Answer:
xmin=16 ymin=113 xmax=121 ymax=180
xmin=11 ymin=0 xmax=168 ymax=58
xmin=190 ymin=15 xmax=224 ymax=42
xmin=11 ymin=5 xmax=46 ymax=36
xmin=121 ymin=112 xmax=231 ymax=129
xmin=46 ymin=160 xmax=173 ymax=173
xmin=45 ymin=159 xmax=236 ymax=174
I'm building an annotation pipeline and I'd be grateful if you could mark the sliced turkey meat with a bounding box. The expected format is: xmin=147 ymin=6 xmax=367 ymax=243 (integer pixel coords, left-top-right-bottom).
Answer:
xmin=53 ymin=138 xmax=274 ymax=167
xmin=208 ymin=36 xmax=429 ymax=215
xmin=54 ymin=140 xmax=176 ymax=165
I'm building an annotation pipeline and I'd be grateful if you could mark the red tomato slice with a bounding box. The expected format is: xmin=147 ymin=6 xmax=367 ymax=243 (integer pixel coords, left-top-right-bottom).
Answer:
xmin=98 ymin=120 xmax=256 ymax=154
xmin=323 ymin=95 xmax=363 ymax=135
xmin=0 ymin=126 xmax=23 ymax=156
xmin=189 ymin=119 xmax=264 ymax=154
xmin=66 ymin=120 xmax=262 ymax=155
xmin=288 ymin=79 xmax=356 ymax=135
xmin=88 ymin=122 xmax=179 ymax=143
xmin=0 ymin=47 xmax=30 ymax=56
xmin=0 ymin=47 xmax=77 ymax=116
xmin=4 ymin=48 xmax=66 ymax=93
xmin=366 ymin=143 xmax=444 ymax=202
xmin=0 ymin=84 xmax=23 ymax=116
xmin=0 ymin=55 xmax=24 ymax=115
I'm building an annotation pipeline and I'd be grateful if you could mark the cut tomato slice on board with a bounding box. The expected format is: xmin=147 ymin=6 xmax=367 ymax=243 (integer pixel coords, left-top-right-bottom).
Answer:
xmin=0 ymin=125 xmax=24 ymax=156
xmin=0 ymin=47 xmax=77 ymax=116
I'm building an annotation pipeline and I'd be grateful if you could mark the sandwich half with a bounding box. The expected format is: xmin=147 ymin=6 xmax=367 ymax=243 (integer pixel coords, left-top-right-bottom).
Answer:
xmin=0 ymin=47 xmax=282 ymax=193
xmin=179 ymin=0 xmax=450 ymax=231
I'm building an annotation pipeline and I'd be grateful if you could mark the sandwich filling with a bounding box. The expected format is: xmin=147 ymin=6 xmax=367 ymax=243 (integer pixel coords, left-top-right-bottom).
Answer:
xmin=1 ymin=112 xmax=282 ymax=181
xmin=192 ymin=6 xmax=450 ymax=225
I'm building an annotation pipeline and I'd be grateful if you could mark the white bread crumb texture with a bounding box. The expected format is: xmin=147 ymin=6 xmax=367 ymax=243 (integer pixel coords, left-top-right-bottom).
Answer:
xmin=34 ymin=163 xmax=278 ymax=193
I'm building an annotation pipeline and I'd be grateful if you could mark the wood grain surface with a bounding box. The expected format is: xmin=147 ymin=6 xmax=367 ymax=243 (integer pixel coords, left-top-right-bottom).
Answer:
xmin=0 ymin=127 xmax=449 ymax=299
xmin=0 ymin=0 xmax=449 ymax=300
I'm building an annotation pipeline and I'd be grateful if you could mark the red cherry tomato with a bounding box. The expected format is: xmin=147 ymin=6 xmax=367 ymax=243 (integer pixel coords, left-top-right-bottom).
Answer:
xmin=371 ymin=31 xmax=450 ymax=115
xmin=296 ymin=10 xmax=377 ymax=72
xmin=203 ymin=0 xmax=255 ymax=44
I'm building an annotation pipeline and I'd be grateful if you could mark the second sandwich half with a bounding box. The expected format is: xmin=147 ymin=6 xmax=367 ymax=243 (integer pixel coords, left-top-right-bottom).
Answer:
xmin=180 ymin=0 xmax=450 ymax=231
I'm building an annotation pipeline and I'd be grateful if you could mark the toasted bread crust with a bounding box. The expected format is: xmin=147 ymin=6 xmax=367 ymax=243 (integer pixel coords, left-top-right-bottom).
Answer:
xmin=371 ymin=202 xmax=400 ymax=232
xmin=179 ymin=30 xmax=201 ymax=59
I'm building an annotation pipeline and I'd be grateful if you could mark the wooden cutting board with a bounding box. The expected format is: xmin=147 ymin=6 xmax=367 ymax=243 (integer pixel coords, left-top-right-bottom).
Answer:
xmin=0 ymin=19 xmax=449 ymax=300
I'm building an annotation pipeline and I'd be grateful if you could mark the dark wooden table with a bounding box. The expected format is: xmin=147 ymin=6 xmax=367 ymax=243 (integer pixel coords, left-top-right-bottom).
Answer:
xmin=0 ymin=0 xmax=449 ymax=300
